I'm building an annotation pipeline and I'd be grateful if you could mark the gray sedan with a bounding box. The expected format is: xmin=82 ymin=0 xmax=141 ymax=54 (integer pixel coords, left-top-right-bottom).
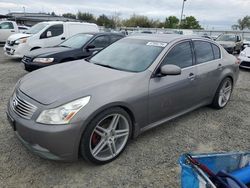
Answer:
xmin=7 ymin=35 xmax=239 ymax=164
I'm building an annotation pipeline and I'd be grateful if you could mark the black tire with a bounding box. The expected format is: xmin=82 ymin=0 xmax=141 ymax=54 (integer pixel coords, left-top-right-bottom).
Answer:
xmin=80 ymin=107 xmax=132 ymax=164
xmin=211 ymin=77 xmax=233 ymax=109
xmin=24 ymin=64 xmax=33 ymax=72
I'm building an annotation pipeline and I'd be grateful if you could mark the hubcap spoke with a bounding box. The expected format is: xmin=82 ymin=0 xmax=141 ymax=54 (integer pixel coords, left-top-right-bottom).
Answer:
xmin=114 ymin=129 xmax=129 ymax=138
xmin=108 ymin=139 xmax=117 ymax=156
xmin=92 ymin=139 xmax=107 ymax=157
xmin=224 ymin=86 xmax=231 ymax=93
xmin=109 ymin=114 xmax=120 ymax=130
xmin=95 ymin=125 xmax=108 ymax=136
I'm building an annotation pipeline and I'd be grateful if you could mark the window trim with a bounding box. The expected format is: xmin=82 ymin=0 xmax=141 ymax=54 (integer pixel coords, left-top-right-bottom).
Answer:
xmin=88 ymin=34 xmax=111 ymax=48
xmin=152 ymin=39 xmax=194 ymax=77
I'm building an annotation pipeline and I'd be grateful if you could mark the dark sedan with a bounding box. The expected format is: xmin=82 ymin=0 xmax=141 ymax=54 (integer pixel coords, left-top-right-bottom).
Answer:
xmin=22 ymin=32 xmax=124 ymax=71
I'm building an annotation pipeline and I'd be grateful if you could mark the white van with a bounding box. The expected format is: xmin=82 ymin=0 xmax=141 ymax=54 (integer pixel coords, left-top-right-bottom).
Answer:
xmin=4 ymin=21 xmax=99 ymax=58
xmin=0 ymin=21 xmax=19 ymax=43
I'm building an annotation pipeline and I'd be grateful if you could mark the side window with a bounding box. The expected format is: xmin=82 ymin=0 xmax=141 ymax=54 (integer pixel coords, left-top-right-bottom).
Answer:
xmin=212 ymin=44 xmax=221 ymax=59
xmin=110 ymin=35 xmax=122 ymax=43
xmin=194 ymin=41 xmax=214 ymax=64
xmin=162 ymin=41 xmax=193 ymax=68
xmin=41 ymin=24 xmax=63 ymax=38
xmin=90 ymin=36 xmax=110 ymax=48
xmin=0 ymin=22 xmax=14 ymax=29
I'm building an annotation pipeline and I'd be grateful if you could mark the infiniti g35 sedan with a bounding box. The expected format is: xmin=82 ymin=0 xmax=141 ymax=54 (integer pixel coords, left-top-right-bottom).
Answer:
xmin=7 ymin=34 xmax=239 ymax=164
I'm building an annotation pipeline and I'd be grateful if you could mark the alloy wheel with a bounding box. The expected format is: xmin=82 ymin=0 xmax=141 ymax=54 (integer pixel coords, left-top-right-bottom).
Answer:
xmin=218 ymin=79 xmax=232 ymax=107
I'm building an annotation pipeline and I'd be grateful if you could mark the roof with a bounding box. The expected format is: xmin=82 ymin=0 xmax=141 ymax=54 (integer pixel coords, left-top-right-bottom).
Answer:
xmin=127 ymin=34 xmax=205 ymax=43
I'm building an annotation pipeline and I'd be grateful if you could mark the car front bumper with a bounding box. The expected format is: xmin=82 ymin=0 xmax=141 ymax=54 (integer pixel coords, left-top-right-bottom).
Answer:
xmin=239 ymin=57 xmax=250 ymax=69
xmin=4 ymin=43 xmax=30 ymax=58
xmin=22 ymin=57 xmax=49 ymax=71
xmin=6 ymin=93 xmax=84 ymax=161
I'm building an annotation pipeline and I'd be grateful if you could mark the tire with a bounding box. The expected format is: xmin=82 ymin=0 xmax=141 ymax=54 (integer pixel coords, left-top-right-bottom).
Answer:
xmin=211 ymin=78 xmax=233 ymax=109
xmin=24 ymin=64 xmax=33 ymax=72
xmin=80 ymin=107 xmax=132 ymax=164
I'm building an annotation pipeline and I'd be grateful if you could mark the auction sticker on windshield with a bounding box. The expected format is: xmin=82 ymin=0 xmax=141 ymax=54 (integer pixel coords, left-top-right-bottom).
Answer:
xmin=146 ymin=42 xmax=167 ymax=47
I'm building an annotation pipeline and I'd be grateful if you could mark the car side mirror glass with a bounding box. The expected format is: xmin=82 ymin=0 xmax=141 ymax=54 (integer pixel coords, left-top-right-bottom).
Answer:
xmin=46 ymin=31 xmax=52 ymax=38
xmin=160 ymin=64 xmax=181 ymax=76
xmin=86 ymin=44 xmax=96 ymax=51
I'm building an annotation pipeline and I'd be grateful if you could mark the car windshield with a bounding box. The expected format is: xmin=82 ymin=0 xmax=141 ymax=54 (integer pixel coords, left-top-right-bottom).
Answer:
xmin=216 ymin=35 xmax=236 ymax=42
xmin=90 ymin=38 xmax=165 ymax=72
xmin=26 ymin=23 xmax=49 ymax=34
xmin=59 ymin=34 xmax=93 ymax=48
xmin=244 ymin=37 xmax=250 ymax=41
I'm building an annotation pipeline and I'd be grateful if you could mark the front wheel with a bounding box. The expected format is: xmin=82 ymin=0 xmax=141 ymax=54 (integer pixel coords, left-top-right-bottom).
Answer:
xmin=80 ymin=107 xmax=132 ymax=164
xmin=211 ymin=78 xmax=233 ymax=109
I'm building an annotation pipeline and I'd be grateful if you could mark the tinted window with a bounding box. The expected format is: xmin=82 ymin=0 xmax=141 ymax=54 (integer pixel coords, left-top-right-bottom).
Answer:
xmin=162 ymin=41 xmax=193 ymax=68
xmin=194 ymin=41 xmax=214 ymax=64
xmin=47 ymin=24 xmax=63 ymax=37
xmin=110 ymin=35 xmax=122 ymax=43
xmin=212 ymin=44 xmax=221 ymax=59
xmin=27 ymin=23 xmax=49 ymax=34
xmin=90 ymin=36 xmax=110 ymax=48
xmin=90 ymin=38 xmax=164 ymax=72
xmin=60 ymin=34 xmax=93 ymax=48
xmin=0 ymin=22 xmax=14 ymax=29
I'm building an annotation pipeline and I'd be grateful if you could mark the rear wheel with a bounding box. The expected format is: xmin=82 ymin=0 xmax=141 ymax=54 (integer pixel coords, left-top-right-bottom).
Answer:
xmin=211 ymin=78 xmax=233 ymax=109
xmin=80 ymin=107 xmax=132 ymax=164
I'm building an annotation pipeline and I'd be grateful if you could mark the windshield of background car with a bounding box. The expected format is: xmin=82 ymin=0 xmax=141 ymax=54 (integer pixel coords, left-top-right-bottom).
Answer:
xmin=26 ymin=23 xmax=49 ymax=34
xmin=90 ymin=38 xmax=166 ymax=72
xmin=244 ymin=37 xmax=250 ymax=41
xmin=216 ymin=35 xmax=236 ymax=42
xmin=60 ymin=34 xmax=93 ymax=48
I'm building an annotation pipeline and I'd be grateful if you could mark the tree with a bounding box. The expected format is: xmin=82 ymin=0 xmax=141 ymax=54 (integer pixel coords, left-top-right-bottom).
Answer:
xmin=232 ymin=16 xmax=250 ymax=30
xmin=77 ymin=12 xmax=96 ymax=23
xmin=62 ymin=13 xmax=76 ymax=19
xmin=123 ymin=14 xmax=154 ymax=28
xmin=51 ymin=11 xmax=56 ymax=16
xmin=165 ymin=16 xmax=179 ymax=28
xmin=97 ymin=14 xmax=115 ymax=28
xmin=180 ymin=16 xmax=202 ymax=29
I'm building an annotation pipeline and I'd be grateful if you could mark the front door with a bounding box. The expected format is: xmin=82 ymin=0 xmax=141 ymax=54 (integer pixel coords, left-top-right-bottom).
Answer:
xmin=148 ymin=41 xmax=198 ymax=124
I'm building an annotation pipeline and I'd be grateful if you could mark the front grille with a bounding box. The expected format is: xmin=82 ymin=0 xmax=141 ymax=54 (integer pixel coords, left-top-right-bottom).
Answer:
xmin=7 ymin=40 xmax=14 ymax=46
xmin=240 ymin=61 xmax=250 ymax=67
xmin=11 ymin=93 xmax=37 ymax=119
xmin=22 ymin=56 xmax=32 ymax=63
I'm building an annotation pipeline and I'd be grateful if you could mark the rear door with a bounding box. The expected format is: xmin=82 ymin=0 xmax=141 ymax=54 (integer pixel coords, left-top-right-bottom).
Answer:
xmin=193 ymin=40 xmax=222 ymax=102
xmin=0 ymin=22 xmax=16 ymax=42
xmin=148 ymin=40 xmax=199 ymax=124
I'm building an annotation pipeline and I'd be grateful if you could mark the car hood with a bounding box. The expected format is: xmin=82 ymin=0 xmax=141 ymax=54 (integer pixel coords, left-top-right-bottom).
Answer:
xmin=242 ymin=47 xmax=250 ymax=55
xmin=28 ymin=46 xmax=72 ymax=58
xmin=8 ymin=33 xmax=31 ymax=41
xmin=216 ymin=41 xmax=235 ymax=46
xmin=19 ymin=60 xmax=136 ymax=105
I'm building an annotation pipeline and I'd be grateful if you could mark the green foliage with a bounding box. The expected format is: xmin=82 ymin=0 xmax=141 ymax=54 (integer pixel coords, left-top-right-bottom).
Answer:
xmin=77 ymin=12 xmax=96 ymax=23
xmin=97 ymin=14 xmax=116 ymax=28
xmin=232 ymin=16 xmax=250 ymax=30
xmin=122 ymin=14 xmax=155 ymax=28
xmin=165 ymin=16 xmax=179 ymax=28
xmin=180 ymin=16 xmax=202 ymax=29
xmin=62 ymin=13 xmax=76 ymax=19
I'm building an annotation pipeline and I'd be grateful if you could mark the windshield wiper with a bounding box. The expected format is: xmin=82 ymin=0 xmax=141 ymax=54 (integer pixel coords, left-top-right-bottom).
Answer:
xmin=59 ymin=45 xmax=71 ymax=48
xmin=94 ymin=63 xmax=120 ymax=70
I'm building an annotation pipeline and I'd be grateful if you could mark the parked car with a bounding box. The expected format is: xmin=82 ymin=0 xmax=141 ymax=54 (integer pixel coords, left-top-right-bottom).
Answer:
xmin=238 ymin=47 xmax=250 ymax=69
xmin=242 ymin=36 xmax=250 ymax=49
xmin=22 ymin=32 xmax=124 ymax=71
xmin=7 ymin=35 xmax=239 ymax=164
xmin=18 ymin=25 xmax=30 ymax=33
xmin=4 ymin=21 xmax=99 ymax=58
xmin=216 ymin=34 xmax=243 ymax=54
xmin=0 ymin=21 xmax=19 ymax=44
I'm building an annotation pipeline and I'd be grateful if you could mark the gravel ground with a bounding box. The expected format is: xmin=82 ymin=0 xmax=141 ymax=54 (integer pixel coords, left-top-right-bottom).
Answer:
xmin=0 ymin=47 xmax=250 ymax=188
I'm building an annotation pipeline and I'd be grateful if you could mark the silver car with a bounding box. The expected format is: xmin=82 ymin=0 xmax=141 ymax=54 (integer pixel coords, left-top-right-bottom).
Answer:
xmin=7 ymin=35 xmax=239 ymax=164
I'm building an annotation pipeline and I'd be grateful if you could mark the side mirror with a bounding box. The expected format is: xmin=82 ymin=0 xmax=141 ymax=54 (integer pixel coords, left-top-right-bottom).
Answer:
xmin=236 ymin=36 xmax=241 ymax=42
xmin=160 ymin=64 xmax=181 ymax=76
xmin=46 ymin=31 xmax=52 ymax=38
xmin=86 ymin=44 xmax=96 ymax=52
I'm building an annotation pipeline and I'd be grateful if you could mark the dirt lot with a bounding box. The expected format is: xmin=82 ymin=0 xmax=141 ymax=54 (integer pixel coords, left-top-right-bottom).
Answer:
xmin=0 ymin=47 xmax=250 ymax=188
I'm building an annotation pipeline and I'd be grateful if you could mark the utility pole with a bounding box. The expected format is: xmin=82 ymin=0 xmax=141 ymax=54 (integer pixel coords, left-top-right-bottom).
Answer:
xmin=179 ymin=0 xmax=187 ymax=29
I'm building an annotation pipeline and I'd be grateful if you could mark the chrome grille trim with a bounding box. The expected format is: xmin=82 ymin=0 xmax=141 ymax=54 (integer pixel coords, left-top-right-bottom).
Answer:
xmin=11 ymin=93 xmax=37 ymax=119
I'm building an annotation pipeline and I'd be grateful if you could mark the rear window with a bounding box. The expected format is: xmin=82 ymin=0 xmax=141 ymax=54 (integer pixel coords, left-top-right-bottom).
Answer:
xmin=194 ymin=41 xmax=214 ymax=64
xmin=212 ymin=44 xmax=221 ymax=59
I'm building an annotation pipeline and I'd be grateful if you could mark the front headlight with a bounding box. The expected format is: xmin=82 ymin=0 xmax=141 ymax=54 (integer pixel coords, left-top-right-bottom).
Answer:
xmin=33 ymin=58 xmax=54 ymax=64
xmin=240 ymin=51 xmax=246 ymax=57
xmin=36 ymin=96 xmax=91 ymax=125
xmin=14 ymin=38 xmax=27 ymax=45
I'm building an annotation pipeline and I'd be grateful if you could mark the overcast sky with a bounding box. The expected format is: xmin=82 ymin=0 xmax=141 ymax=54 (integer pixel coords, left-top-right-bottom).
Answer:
xmin=0 ymin=0 xmax=249 ymax=29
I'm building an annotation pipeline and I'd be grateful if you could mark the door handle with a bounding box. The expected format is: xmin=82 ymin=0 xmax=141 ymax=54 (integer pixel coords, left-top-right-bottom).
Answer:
xmin=61 ymin=37 xmax=65 ymax=40
xmin=218 ymin=63 xmax=222 ymax=70
xmin=11 ymin=30 xmax=15 ymax=32
xmin=188 ymin=73 xmax=195 ymax=80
